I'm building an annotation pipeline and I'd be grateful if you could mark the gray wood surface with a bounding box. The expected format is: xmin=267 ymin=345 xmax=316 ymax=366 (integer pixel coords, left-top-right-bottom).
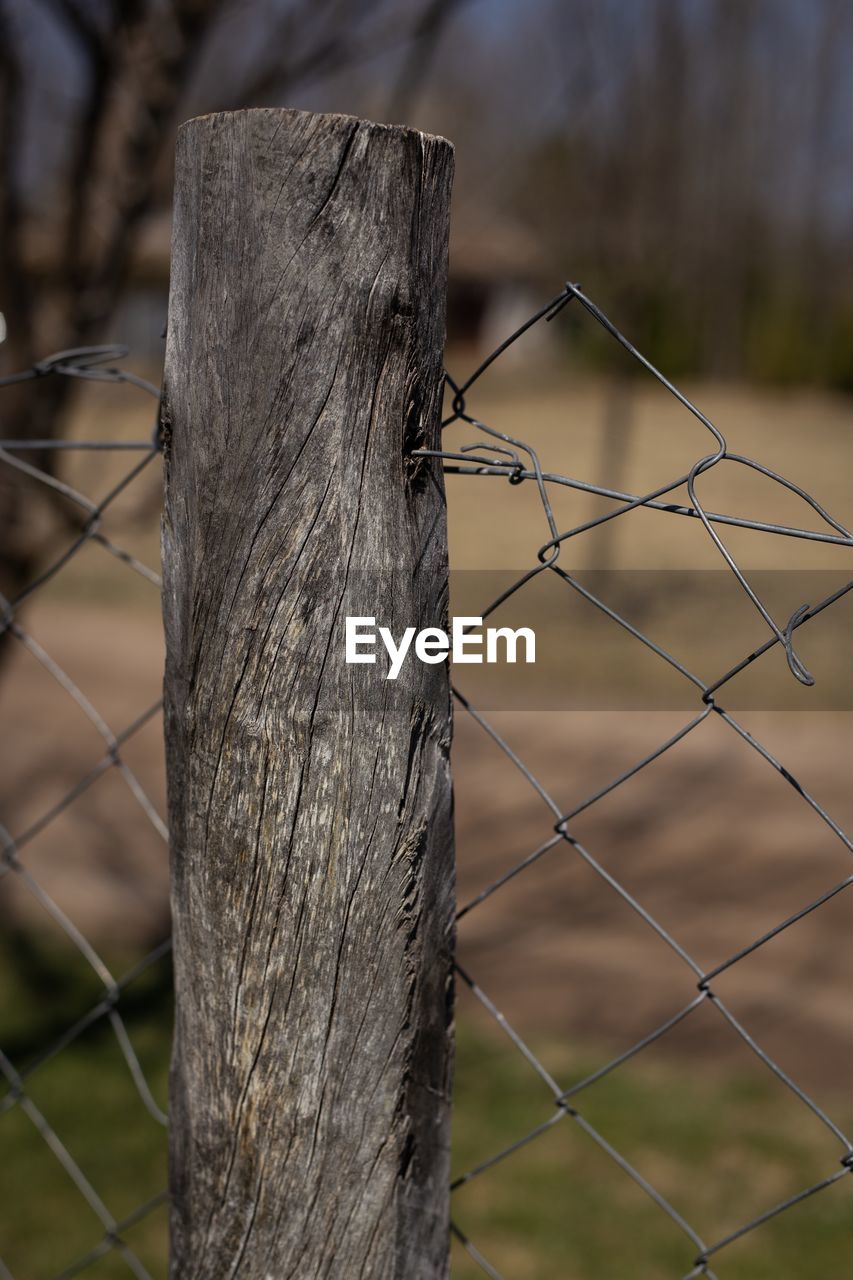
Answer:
xmin=161 ymin=107 xmax=455 ymax=1278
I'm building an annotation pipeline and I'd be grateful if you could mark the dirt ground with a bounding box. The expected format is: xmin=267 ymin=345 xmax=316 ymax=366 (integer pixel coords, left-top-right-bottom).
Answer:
xmin=1 ymin=596 xmax=851 ymax=1107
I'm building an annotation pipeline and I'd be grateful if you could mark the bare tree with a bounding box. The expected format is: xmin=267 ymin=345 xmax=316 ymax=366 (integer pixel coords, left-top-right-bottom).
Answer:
xmin=0 ymin=0 xmax=464 ymax=606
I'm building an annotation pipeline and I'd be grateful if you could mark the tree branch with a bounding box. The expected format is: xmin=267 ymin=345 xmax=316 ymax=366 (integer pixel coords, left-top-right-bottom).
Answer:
xmin=58 ymin=0 xmax=226 ymax=340
xmin=58 ymin=1 xmax=149 ymax=300
xmin=0 ymin=1 xmax=34 ymax=362
xmin=37 ymin=0 xmax=108 ymax=60
xmin=385 ymin=0 xmax=467 ymax=123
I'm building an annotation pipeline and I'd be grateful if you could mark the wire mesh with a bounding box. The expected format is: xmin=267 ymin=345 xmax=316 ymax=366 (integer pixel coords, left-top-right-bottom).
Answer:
xmin=0 ymin=349 xmax=170 ymax=1279
xmin=431 ymin=283 xmax=853 ymax=1278
xmin=2 ymin=280 xmax=852 ymax=1278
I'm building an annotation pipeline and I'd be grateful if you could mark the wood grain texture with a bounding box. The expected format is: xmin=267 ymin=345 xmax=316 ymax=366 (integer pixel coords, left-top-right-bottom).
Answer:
xmin=161 ymin=108 xmax=455 ymax=1278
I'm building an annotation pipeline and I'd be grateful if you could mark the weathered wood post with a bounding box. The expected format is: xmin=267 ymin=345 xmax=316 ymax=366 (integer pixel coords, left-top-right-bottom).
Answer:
xmin=161 ymin=109 xmax=455 ymax=1278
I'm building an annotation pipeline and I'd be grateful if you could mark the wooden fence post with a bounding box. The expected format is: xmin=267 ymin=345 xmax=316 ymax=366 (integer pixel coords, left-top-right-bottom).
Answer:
xmin=161 ymin=108 xmax=455 ymax=1278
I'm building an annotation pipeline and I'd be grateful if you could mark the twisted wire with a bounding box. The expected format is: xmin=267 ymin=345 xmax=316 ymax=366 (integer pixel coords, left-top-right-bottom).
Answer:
xmin=434 ymin=284 xmax=853 ymax=1278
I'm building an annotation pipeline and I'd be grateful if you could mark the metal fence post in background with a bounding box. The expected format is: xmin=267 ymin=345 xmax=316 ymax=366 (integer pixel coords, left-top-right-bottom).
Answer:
xmin=161 ymin=108 xmax=455 ymax=1277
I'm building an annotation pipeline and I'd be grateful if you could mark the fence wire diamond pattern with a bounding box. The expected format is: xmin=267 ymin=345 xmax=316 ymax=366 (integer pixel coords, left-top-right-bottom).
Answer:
xmin=2 ymin=281 xmax=852 ymax=1277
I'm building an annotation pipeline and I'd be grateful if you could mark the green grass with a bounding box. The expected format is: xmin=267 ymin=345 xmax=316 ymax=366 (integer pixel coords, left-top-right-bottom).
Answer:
xmin=1 ymin=938 xmax=851 ymax=1278
xmin=0 ymin=935 xmax=171 ymax=1278
xmin=451 ymin=1022 xmax=853 ymax=1279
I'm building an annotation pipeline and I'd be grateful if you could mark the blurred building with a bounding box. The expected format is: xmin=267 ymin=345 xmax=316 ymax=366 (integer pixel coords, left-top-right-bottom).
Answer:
xmin=117 ymin=209 xmax=557 ymax=367
xmin=23 ymin=207 xmax=556 ymax=368
xmin=447 ymin=213 xmax=553 ymax=362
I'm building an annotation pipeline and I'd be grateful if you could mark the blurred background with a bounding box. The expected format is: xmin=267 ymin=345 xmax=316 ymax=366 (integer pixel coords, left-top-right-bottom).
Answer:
xmin=1 ymin=1 xmax=853 ymax=1277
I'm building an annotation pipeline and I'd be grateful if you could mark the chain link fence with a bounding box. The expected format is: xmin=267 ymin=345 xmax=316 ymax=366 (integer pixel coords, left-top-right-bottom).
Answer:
xmin=0 ymin=350 xmax=170 ymax=1278
xmin=1 ymin=281 xmax=852 ymax=1277
xmin=437 ymin=283 xmax=853 ymax=1278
